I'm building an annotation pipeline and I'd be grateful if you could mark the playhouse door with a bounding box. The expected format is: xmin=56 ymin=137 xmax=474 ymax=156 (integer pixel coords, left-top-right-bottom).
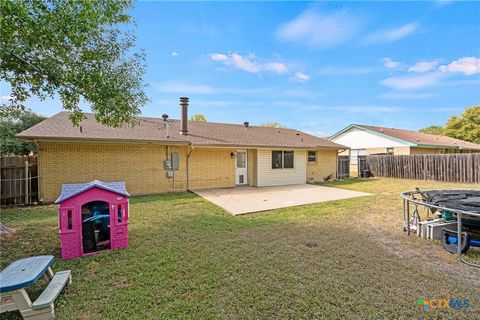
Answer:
xmin=111 ymin=201 xmax=129 ymax=249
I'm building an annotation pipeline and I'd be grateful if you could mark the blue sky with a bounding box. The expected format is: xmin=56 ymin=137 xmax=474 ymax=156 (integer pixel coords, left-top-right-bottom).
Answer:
xmin=1 ymin=1 xmax=479 ymax=136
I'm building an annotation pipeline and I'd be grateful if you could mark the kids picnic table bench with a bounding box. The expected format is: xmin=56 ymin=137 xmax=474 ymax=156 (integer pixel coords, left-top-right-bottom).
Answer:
xmin=0 ymin=255 xmax=71 ymax=320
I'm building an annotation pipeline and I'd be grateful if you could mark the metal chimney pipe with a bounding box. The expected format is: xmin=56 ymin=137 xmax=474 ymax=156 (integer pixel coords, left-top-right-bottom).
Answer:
xmin=179 ymin=97 xmax=189 ymax=136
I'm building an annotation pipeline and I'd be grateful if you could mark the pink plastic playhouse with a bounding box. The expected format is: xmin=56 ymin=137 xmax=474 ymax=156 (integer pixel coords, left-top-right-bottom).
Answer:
xmin=55 ymin=180 xmax=130 ymax=260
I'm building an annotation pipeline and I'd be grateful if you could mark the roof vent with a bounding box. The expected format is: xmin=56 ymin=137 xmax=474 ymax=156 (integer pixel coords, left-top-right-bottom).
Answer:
xmin=416 ymin=138 xmax=420 ymax=142
xmin=380 ymin=129 xmax=384 ymax=132
xmin=162 ymin=113 xmax=170 ymax=138
xmin=244 ymin=121 xmax=249 ymax=128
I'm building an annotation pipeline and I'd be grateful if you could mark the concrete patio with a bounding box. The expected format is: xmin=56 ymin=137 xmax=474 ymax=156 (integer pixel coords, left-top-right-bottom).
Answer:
xmin=193 ymin=184 xmax=371 ymax=215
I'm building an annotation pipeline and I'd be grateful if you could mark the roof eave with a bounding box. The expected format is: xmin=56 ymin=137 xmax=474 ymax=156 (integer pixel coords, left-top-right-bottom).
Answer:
xmin=416 ymin=144 xmax=480 ymax=150
xmin=330 ymin=124 xmax=417 ymax=146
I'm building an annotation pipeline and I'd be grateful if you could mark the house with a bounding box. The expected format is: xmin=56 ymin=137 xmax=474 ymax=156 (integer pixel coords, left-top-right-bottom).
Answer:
xmin=329 ymin=124 xmax=480 ymax=176
xmin=17 ymin=98 xmax=346 ymax=202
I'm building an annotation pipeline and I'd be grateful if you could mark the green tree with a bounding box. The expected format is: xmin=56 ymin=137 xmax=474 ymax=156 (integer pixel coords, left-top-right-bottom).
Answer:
xmin=190 ymin=114 xmax=207 ymax=122
xmin=444 ymin=106 xmax=480 ymax=144
xmin=419 ymin=125 xmax=444 ymax=135
xmin=261 ymin=122 xmax=286 ymax=128
xmin=0 ymin=0 xmax=148 ymax=127
xmin=0 ymin=109 xmax=46 ymax=155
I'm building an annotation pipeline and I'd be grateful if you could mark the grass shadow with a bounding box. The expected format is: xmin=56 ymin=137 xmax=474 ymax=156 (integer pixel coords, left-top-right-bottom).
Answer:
xmin=316 ymin=178 xmax=374 ymax=187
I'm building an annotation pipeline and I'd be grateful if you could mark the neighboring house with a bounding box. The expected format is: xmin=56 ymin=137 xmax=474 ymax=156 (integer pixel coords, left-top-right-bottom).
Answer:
xmin=329 ymin=124 xmax=480 ymax=177
xmin=17 ymin=98 xmax=346 ymax=202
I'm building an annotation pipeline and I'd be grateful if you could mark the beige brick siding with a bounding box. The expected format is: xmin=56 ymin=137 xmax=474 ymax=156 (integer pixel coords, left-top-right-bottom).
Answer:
xmin=37 ymin=142 xmax=235 ymax=202
xmin=188 ymin=148 xmax=235 ymax=190
xmin=306 ymin=149 xmax=338 ymax=182
xmin=393 ymin=147 xmax=411 ymax=155
xmin=247 ymin=149 xmax=258 ymax=186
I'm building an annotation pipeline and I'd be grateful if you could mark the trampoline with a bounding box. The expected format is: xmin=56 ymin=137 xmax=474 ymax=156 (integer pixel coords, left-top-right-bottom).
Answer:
xmin=401 ymin=189 xmax=480 ymax=268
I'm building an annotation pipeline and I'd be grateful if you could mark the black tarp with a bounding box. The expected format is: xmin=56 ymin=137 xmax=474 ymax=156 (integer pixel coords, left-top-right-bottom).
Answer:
xmin=425 ymin=190 xmax=480 ymax=214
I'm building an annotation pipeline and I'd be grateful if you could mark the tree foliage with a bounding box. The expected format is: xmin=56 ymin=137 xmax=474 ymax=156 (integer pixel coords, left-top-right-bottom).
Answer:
xmin=0 ymin=0 xmax=148 ymax=127
xmin=261 ymin=122 xmax=286 ymax=128
xmin=190 ymin=114 xmax=207 ymax=122
xmin=444 ymin=106 xmax=480 ymax=144
xmin=0 ymin=109 xmax=45 ymax=155
xmin=419 ymin=125 xmax=444 ymax=135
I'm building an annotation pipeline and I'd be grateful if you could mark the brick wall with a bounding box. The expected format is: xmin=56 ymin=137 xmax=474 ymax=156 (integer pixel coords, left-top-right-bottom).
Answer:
xmin=38 ymin=142 xmax=235 ymax=202
xmin=306 ymin=149 xmax=338 ymax=182
xmin=188 ymin=147 xmax=236 ymax=189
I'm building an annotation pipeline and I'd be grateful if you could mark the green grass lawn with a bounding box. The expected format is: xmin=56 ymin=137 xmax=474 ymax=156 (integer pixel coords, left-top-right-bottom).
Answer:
xmin=1 ymin=178 xmax=479 ymax=319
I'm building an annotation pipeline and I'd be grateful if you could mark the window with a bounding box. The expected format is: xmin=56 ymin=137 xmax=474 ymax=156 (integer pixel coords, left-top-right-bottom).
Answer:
xmin=118 ymin=205 xmax=122 ymax=223
xmin=272 ymin=151 xmax=294 ymax=169
xmin=284 ymin=151 xmax=294 ymax=168
xmin=272 ymin=151 xmax=283 ymax=169
xmin=236 ymin=152 xmax=246 ymax=168
xmin=350 ymin=149 xmax=366 ymax=165
xmin=67 ymin=210 xmax=73 ymax=230
xmin=308 ymin=151 xmax=316 ymax=162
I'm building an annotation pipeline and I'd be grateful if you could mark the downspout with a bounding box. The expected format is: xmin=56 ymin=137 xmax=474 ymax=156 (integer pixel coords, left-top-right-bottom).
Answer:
xmin=34 ymin=139 xmax=42 ymax=203
xmin=186 ymin=143 xmax=194 ymax=191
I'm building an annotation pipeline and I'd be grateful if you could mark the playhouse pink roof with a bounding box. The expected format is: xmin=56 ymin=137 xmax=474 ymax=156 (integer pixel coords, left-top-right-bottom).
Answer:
xmin=55 ymin=180 xmax=129 ymax=204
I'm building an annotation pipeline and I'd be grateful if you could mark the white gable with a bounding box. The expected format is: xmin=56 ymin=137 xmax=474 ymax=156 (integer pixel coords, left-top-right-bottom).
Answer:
xmin=331 ymin=127 xmax=409 ymax=149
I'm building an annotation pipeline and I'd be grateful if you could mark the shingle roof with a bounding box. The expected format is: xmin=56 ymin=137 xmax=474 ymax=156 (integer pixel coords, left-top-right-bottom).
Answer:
xmin=55 ymin=180 xmax=129 ymax=203
xmin=354 ymin=124 xmax=480 ymax=150
xmin=18 ymin=112 xmax=345 ymax=149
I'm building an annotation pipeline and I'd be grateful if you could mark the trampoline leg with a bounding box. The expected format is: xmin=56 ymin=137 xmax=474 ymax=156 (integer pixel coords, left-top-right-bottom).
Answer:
xmin=406 ymin=200 xmax=410 ymax=236
xmin=457 ymin=212 xmax=462 ymax=255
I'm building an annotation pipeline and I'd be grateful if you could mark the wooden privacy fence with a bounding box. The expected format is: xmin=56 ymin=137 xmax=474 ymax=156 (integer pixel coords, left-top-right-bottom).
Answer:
xmin=0 ymin=156 xmax=39 ymax=205
xmin=366 ymin=153 xmax=480 ymax=184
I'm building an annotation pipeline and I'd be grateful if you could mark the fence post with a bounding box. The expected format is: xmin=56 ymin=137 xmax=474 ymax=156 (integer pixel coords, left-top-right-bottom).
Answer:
xmin=25 ymin=160 xmax=29 ymax=204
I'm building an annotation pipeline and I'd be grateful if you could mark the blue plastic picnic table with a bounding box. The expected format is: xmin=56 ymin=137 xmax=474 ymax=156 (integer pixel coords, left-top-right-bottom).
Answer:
xmin=0 ymin=255 xmax=54 ymax=293
xmin=0 ymin=255 xmax=71 ymax=320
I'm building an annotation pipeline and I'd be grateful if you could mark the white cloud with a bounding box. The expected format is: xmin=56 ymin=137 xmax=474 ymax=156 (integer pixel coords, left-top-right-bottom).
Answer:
xmin=381 ymin=58 xmax=401 ymax=69
xmin=291 ymin=72 xmax=310 ymax=83
xmin=153 ymin=82 xmax=271 ymax=95
xmin=264 ymin=62 xmax=289 ymax=75
xmin=435 ymin=0 xmax=456 ymax=7
xmin=378 ymin=92 xmax=436 ymax=100
xmin=171 ymin=51 xmax=179 ymax=57
xmin=209 ymin=52 xmax=288 ymax=74
xmin=275 ymin=10 xmax=364 ymax=49
xmin=0 ymin=95 xmax=13 ymax=102
xmin=210 ymin=53 xmax=228 ymax=61
xmin=229 ymin=53 xmax=260 ymax=73
xmin=364 ymin=22 xmax=419 ymax=44
xmin=408 ymin=60 xmax=439 ymax=73
xmin=380 ymin=73 xmax=442 ymax=90
xmin=439 ymin=57 xmax=480 ymax=75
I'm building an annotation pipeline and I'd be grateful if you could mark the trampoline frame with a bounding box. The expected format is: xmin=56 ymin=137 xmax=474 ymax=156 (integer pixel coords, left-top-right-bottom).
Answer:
xmin=401 ymin=189 xmax=480 ymax=255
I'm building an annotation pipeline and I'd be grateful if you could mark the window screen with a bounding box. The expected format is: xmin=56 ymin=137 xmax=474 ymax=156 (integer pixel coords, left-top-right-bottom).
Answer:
xmin=308 ymin=151 xmax=316 ymax=162
xmin=272 ymin=151 xmax=283 ymax=169
xmin=283 ymin=151 xmax=294 ymax=168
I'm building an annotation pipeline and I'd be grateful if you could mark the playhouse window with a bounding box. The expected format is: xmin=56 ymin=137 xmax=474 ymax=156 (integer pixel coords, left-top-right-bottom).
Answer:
xmin=67 ymin=210 xmax=73 ymax=230
xmin=117 ymin=205 xmax=122 ymax=223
